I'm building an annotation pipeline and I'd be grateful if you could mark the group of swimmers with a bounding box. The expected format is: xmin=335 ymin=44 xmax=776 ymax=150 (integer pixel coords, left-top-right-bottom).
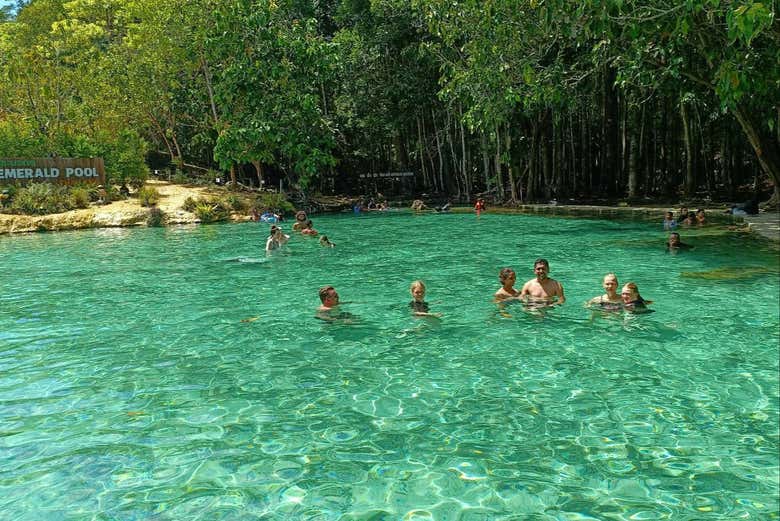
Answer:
xmin=663 ymin=206 xmax=706 ymax=230
xmin=265 ymin=210 xmax=335 ymax=251
xmin=316 ymin=258 xmax=652 ymax=322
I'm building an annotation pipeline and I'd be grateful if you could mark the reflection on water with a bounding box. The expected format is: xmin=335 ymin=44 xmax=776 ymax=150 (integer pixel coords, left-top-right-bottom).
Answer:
xmin=0 ymin=213 xmax=778 ymax=519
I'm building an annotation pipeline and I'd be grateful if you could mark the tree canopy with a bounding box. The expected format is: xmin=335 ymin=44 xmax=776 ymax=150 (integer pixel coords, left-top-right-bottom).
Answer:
xmin=0 ymin=0 xmax=777 ymax=202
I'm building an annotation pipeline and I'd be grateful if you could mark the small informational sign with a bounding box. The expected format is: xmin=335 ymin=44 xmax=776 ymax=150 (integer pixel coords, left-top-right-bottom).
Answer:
xmin=359 ymin=171 xmax=414 ymax=179
xmin=0 ymin=158 xmax=106 ymax=185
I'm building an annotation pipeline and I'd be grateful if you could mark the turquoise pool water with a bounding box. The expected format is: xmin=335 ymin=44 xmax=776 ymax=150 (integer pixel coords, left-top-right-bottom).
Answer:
xmin=1 ymin=212 xmax=778 ymax=520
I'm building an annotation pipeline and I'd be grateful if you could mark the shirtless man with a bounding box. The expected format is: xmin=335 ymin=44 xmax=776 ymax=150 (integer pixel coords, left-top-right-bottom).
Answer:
xmin=520 ymin=258 xmax=566 ymax=307
xmin=316 ymin=286 xmax=356 ymax=323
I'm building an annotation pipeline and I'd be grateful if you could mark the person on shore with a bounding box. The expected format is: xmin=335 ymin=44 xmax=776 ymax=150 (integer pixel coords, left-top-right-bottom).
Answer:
xmin=695 ymin=208 xmax=706 ymax=226
xmin=474 ymin=198 xmax=486 ymax=215
xmin=621 ymin=282 xmax=653 ymax=312
xmin=586 ymin=273 xmax=622 ymax=311
xmin=663 ymin=211 xmax=677 ymax=230
xmin=250 ymin=207 xmax=260 ymax=222
xmin=494 ymin=268 xmax=520 ymax=302
xmin=666 ymin=232 xmax=692 ymax=253
xmin=520 ymin=258 xmax=565 ymax=307
xmin=293 ymin=210 xmax=308 ymax=231
xmin=409 ymin=280 xmax=442 ymax=317
xmin=301 ymin=220 xmax=318 ymax=236
xmin=319 ymin=235 xmax=335 ymax=247
xmin=726 ymin=195 xmax=760 ymax=216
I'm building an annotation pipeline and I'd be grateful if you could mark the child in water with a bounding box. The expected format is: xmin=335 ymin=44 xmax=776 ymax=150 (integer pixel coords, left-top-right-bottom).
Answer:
xmin=409 ymin=280 xmax=442 ymax=318
xmin=494 ymin=267 xmax=520 ymax=302
xmin=621 ymin=282 xmax=654 ymax=313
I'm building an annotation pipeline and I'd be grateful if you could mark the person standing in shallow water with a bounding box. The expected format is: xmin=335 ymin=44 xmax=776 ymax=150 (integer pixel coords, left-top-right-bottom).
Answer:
xmin=409 ymin=280 xmax=442 ymax=318
xmin=520 ymin=258 xmax=565 ymax=307
xmin=494 ymin=268 xmax=520 ymax=302
xmin=586 ymin=273 xmax=622 ymax=310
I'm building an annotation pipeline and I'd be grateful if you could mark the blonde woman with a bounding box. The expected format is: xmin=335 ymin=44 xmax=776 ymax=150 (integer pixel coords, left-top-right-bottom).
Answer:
xmin=586 ymin=273 xmax=622 ymax=311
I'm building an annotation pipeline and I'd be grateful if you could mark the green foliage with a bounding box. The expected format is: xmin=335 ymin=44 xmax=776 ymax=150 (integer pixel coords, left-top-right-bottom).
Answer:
xmin=137 ymin=185 xmax=160 ymax=207
xmin=184 ymin=195 xmax=233 ymax=222
xmin=172 ymin=170 xmax=190 ymax=185
xmin=69 ymin=187 xmax=91 ymax=208
xmin=224 ymin=193 xmax=246 ymax=212
xmin=147 ymin=206 xmax=166 ymax=227
xmin=7 ymin=183 xmax=74 ymax=215
xmin=182 ymin=196 xmax=198 ymax=212
xmin=255 ymin=192 xmax=294 ymax=214
xmin=193 ymin=200 xmax=231 ymax=223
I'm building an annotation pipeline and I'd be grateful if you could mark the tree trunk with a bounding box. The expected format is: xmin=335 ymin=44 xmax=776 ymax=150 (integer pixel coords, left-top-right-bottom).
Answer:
xmin=681 ymin=99 xmax=694 ymax=197
xmin=627 ymin=103 xmax=640 ymax=198
xmin=505 ymin=122 xmax=517 ymax=202
xmin=252 ymin=160 xmax=264 ymax=188
xmin=731 ymin=104 xmax=780 ymax=207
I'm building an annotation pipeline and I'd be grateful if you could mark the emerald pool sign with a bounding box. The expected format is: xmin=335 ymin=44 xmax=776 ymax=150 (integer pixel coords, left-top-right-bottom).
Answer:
xmin=0 ymin=158 xmax=105 ymax=185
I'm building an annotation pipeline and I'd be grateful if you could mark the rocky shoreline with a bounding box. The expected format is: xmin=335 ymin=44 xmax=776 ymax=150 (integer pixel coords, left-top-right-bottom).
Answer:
xmin=2 ymin=181 xmax=774 ymax=244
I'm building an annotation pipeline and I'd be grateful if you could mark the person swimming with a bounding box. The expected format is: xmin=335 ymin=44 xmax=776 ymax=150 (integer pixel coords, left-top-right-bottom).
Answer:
xmin=586 ymin=273 xmax=623 ymax=311
xmin=409 ymin=280 xmax=442 ymax=317
xmin=494 ymin=267 xmax=520 ymax=302
xmin=319 ymin=235 xmax=335 ymax=247
xmin=621 ymin=282 xmax=654 ymax=313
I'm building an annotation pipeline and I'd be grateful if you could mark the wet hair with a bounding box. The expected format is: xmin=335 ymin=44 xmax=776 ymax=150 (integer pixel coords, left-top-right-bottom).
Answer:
xmin=499 ymin=268 xmax=515 ymax=283
xmin=409 ymin=280 xmax=426 ymax=294
xmin=319 ymin=285 xmax=336 ymax=303
xmin=295 ymin=210 xmax=307 ymax=222
xmin=623 ymin=282 xmax=653 ymax=304
xmin=534 ymin=258 xmax=549 ymax=269
xmin=603 ymin=273 xmax=618 ymax=284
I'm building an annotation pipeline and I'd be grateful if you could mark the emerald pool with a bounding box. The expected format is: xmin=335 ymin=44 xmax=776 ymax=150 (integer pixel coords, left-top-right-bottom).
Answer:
xmin=1 ymin=212 xmax=778 ymax=520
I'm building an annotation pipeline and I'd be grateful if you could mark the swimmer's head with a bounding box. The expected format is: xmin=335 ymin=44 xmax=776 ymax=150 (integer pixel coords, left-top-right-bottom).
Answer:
xmin=621 ymin=282 xmax=639 ymax=302
xmin=410 ymin=280 xmax=426 ymax=301
xmin=533 ymin=259 xmax=550 ymax=279
xmin=319 ymin=285 xmax=338 ymax=304
xmin=499 ymin=268 xmax=516 ymax=285
xmin=603 ymin=273 xmax=618 ymax=291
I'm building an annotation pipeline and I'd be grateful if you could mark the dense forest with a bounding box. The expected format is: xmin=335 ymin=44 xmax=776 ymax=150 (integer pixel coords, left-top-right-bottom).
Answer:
xmin=0 ymin=0 xmax=778 ymax=205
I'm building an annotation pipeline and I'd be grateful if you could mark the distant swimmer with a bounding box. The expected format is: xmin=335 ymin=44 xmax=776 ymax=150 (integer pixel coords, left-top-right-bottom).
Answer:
xmin=666 ymin=232 xmax=692 ymax=253
xmin=301 ymin=220 xmax=319 ymax=236
xmin=409 ymin=280 xmax=442 ymax=318
xmin=316 ymin=286 xmax=357 ymax=323
xmin=586 ymin=273 xmax=622 ymax=311
xmin=319 ymin=235 xmax=335 ymax=248
xmin=621 ymin=282 xmax=653 ymax=313
xmin=494 ymin=267 xmax=520 ymax=302
xmin=520 ymin=258 xmax=565 ymax=307
xmin=293 ymin=210 xmax=308 ymax=231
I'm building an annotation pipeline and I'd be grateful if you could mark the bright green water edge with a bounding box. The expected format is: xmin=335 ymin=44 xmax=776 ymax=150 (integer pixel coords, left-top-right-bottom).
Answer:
xmin=1 ymin=213 xmax=778 ymax=521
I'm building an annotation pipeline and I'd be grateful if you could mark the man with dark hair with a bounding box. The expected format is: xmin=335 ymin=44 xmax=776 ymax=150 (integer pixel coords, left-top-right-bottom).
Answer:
xmin=316 ymin=286 xmax=357 ymax=323
xmin=666 ymin=232 xmax=692 ymax=253
xmin=520 ymin=258 xmax=566 ymax=307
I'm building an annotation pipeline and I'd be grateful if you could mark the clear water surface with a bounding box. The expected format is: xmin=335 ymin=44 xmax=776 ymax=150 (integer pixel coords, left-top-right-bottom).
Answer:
xmin=1 ymin=212 xmax=778 ymax=520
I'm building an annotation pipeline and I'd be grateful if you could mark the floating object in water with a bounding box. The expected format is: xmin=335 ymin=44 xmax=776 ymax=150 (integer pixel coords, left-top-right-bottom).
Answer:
xmin=241 ymin=316 xmax=260 ymax=323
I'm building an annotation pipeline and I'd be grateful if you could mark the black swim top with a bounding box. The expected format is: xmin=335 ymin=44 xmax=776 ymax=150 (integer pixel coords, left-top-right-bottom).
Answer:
xmin=625 ymin=298 xmax=647 ymax=310
xmin=410 ymin=300 xmax=430 ymax=313
xmin=598 ymin=296 xmax=623 ymax=311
